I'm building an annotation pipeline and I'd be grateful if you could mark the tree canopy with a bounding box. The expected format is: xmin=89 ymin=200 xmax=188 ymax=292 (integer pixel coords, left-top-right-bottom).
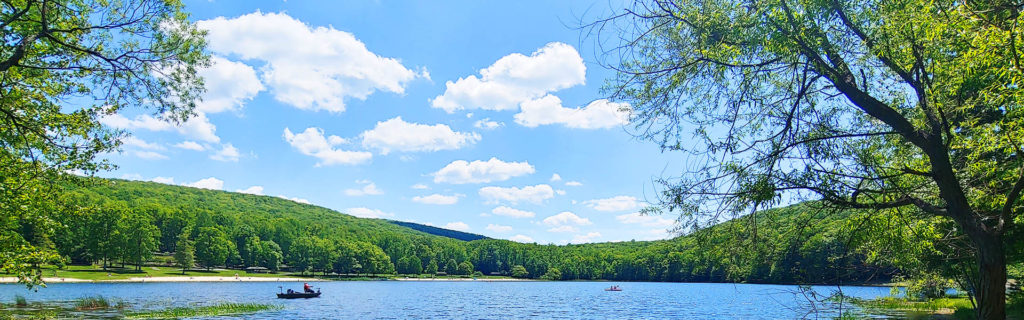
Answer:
xmin=0 ymin=0 xmax=208 ymax=287
xmin=593 ymin=0 xmax=1024 ymax=317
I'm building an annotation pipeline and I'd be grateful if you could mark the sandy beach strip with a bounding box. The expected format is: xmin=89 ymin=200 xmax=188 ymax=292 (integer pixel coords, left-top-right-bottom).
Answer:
xmin=392 ymin=277 xmax=532 ymax=282
xmin=0 ymin=276 xmax=315 ymax=283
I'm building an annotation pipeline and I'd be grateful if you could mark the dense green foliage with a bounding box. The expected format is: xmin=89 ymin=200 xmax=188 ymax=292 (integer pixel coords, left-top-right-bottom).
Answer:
xmin=0 ymin=0 xmax=208 ymax=287
xmin=44 ymin=178 xmax=901 ymax=284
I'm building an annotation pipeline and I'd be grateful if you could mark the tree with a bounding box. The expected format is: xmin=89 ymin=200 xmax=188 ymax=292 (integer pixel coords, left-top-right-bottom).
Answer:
xmin=541 ymin=267 xmax=561 ymax=281
xmin=121 ymin=211 xmax=160 ymax=271
xmin=194 ymin=227 xmax=230 ymax=269
xmin=0 ymin=0 xmax=208 ymax=287
xmin=511 ymin=265 xmax=529 ymax=278
xmin=445 ymin=258 xmax=458 ymax=275
xmin=425 ymin=258 xmax=439 ymax=275
xmin=596 ymin=0 xmax=1023 ymax=317
xmin=397 ymin=255 xmax=423 ymax=275
xmin=457 ymin=261 xmax=474 ymax=276
xmin=173 ymin=227 xmax=194 ymax=275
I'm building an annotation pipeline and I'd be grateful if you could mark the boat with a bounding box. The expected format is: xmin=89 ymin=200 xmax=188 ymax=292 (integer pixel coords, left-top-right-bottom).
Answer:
xmin=605 ymin=286 xmax=622 ymax=291
xmin=277 ymin=291 xmax=321 ymax=299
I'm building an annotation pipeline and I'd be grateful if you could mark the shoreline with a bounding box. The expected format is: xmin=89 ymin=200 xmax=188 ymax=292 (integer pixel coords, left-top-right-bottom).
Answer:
xmin=0 ymin=276 xmax=315 ymax=284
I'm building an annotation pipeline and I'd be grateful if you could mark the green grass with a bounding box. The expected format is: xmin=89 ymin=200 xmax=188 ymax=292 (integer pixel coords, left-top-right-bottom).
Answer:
xmin=123 ymin=303 xmax=280 ymax=319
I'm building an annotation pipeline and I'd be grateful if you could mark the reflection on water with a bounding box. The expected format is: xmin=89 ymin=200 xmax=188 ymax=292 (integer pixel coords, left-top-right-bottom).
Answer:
xmin=0 ymin=281 xmax=895 ymax=319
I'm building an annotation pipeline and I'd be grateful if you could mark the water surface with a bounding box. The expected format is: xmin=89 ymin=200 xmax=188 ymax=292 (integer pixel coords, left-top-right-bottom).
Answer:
xmin=0 ymin=281 xmax=894 ymax=319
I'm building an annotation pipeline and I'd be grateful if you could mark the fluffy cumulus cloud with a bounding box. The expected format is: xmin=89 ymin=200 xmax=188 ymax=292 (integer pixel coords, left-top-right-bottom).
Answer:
xmin=412 ymin=193 xmax=460 ymax=205
xmin=550 ymin=173 xmax=562 ymax=182
xmin=185 ymin=177 xmax=224 ymax=190
xmin=276 ymin=195 xmax=310 ymax=204
xmin=198 ymin=12 xmax=422 ymax=113
xmin=344 ymin=180 xmax=384 ymax=196
xmin=584 ymin=196 xmax=642 ymax=212
xmin=473 ymin=118 xmax=503 ymax=130
xmin=565 ymin=181 xmax=583 ymax=187
xmin=542 ymin=211 xmax=592 ymax=227
xmin=284 ymin=127 xmax=372 ymax=166
xmin=346 ymin=207 xmax=393 ymax=219
xmin=509 ymin=235 xmax=534 ymax=243
xmin=209 ymin=143 xmax=241 ymax=162
xmin=615 ymin=212 xmax=675 ymax=228
xmin=485 ymin=224 xmax=514 ymax=233
xmin=514 ymin=96 xmax=630 ymax=129
xmin=479 ymin=184 xmax=554 ymax=204
xmin=151 ymin=177 xmax=176 ymax=184
xmin=444 ymin=222 xmax=470 ymax=232
xmin=236 ymin=185 xmax=264 ymax=195
xmin=198 ymin=56 xmax=265 ymax=114
xmin=432 ymin=158 xmax=534 ymax=184
xmin=361 ymin=117 xmax=480 ymax=155
xmin=491 ymin=206 xmax=535 ymax=218
xmin=432 ymin=42 xmax=585 ymax=113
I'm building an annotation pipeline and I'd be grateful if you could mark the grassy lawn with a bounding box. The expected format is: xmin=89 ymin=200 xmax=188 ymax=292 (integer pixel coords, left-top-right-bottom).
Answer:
xmin=8 ymin=264 xmax=309 ymax=281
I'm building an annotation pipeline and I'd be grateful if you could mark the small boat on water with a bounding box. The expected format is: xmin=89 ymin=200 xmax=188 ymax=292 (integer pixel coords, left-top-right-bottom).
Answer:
xmin=278 ymin=285 xmax=321 ymax=299
xmin=605 ymin=285 xmax=622 ymax=291
xmin=277 ymin=291 xmax=321 ymax=299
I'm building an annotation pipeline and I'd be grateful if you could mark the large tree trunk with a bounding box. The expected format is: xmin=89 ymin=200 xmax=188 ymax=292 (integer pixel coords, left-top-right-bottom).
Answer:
xmin=970 ymin=231 xmax=1006 ymax=320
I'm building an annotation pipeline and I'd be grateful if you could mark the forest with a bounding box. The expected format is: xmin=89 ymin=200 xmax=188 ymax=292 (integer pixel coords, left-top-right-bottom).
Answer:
xmin=29 ymin=177 xmax=907 ymax=284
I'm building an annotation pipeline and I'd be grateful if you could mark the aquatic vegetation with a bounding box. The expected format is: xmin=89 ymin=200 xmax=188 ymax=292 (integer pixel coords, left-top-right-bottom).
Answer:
xmin=123 ymin=303 xmax=280 ymax=319
xmin=14 ymin=295 xmax=27 ymax=307
xmin=73 ymin=296 xmax=126 ymax=310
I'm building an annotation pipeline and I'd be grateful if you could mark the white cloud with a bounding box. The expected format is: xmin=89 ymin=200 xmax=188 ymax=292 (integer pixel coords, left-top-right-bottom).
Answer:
xmin=277 ymin=195 xmax=311 ymax=204
xmin=549 ymin=173 xmax=562 ymax=182
xmin=570 ymin=232 xmax=602 ymax=244
xmin=284 ymin=127 xmax=372 ymax=166
xmin=584 ymin=196 xmax=642 ymax=212
xmin=121 ymin=136 xmax=165 ymax=150
xmin=555 ymin=189 xmax=566 ymax=196
xmin=444 ymin=222 xmax=470 ymax=231
xmin=174 ymin=141 xmax=206 ymax=151
xmin=479 ymin=184 xmax=554 ymax=204
xmin=615 ymin=212 xmax=675 ymax=228
xmin=185 ymin=177 xmax=224 ymax=190
xmin=197 ymin=56 xmax=264 ymax=114
xmin=485 ymin=224 xmax=513 ymax=233
xmin=236 ymin=185 xmax=265 ymax=195
xmin=120 ymin=173 xmax=143 ymax=180
xmin=491 ymin=206 xmax=535 ymax=218
xmin=198 ymin=12 xmax=422 ymax=113
xmin=542 ymin=211 xmax=592 ymax=226
xmin=431 ymin=42 xmax=585 ymax=113
xmin=412 ymin=193 xmax=460 ymax=205
xmin=473 ymin=118 xmax=503 ymax=130
xmin=361 ymin=117 xmax=480 ymax=154
xmin=509 ymin=235 xmax=534 ymax=243
xmin=433 ymin=158 xmax=534 ymax=184
xmin=547 ymin=225 xmax=579 ymax=233
xmin=210 ymin=143 xmax=241 ymax=162
xmin=133 ymin=150 xmax=168 ymax=160
xmin=411 ymin=184 xmax=429 ymax=190
xmin=345 ymin=180 xmax=383 ymax=196
xmin=151 ymin=177 xmax=175 ymax=184
xmin=101 ymin=113 xmax=220 ymax=143
xmin=565 ymin=181 xmax=583 ymax=187
xmin=346 ymin=207 xmax=393 ymax=219
xmin=515 ymin=96 xmax=630 ymax=129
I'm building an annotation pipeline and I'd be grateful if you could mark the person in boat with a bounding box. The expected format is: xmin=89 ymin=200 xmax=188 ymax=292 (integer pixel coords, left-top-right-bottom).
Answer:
xmin=303 ymin=282 xmax=314 ymax=293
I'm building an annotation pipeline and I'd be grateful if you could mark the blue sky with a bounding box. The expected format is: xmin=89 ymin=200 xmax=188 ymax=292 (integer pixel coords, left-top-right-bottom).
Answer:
xmin=98 ymin=0 xmax=685 ymax=244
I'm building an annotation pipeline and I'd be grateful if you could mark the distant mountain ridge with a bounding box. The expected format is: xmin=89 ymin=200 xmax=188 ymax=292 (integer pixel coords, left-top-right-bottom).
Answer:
xmin=387 ymin=221 xmax=488 ymax=241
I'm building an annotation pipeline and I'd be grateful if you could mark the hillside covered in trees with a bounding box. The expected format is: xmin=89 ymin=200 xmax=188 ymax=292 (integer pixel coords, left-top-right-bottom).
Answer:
xmin=46 ymin=178 xmax=899 ymax=284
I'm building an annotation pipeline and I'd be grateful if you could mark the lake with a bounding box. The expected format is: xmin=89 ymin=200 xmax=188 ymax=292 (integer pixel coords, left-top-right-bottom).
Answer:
xmin=0 ymin=281 xmax=896 ymax=319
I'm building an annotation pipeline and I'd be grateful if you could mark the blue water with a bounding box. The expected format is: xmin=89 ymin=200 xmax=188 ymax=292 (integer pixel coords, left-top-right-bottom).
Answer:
xmin=0 ymin=281 xmax=894 ymax=319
